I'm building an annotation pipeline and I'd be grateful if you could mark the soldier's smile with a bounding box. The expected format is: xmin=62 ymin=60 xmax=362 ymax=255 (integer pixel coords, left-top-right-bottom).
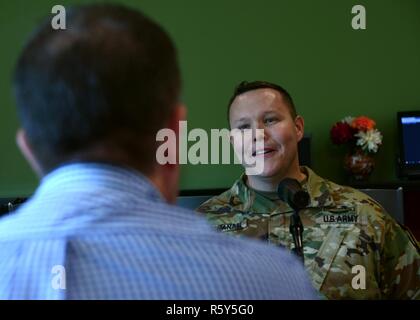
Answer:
xmin=252 ymin=148 xmax=276 ymax=157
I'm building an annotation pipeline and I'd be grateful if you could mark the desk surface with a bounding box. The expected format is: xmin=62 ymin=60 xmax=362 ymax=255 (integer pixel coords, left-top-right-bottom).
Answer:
xmin=348 ymin=180 xmax=420 ymax=190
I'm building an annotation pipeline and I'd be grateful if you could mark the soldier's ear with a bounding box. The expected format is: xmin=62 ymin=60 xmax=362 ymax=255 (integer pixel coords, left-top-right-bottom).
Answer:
xmin=295 ymin=116 xmax=304 ymax=142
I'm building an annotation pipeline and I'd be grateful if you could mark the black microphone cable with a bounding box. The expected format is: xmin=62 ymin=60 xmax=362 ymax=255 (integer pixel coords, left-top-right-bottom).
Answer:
xmin=277 ymin=178 xmax=309 ymax=262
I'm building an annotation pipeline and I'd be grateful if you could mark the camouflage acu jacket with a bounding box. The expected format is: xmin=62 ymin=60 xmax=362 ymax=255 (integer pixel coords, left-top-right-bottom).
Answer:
xmin=197 ymin=167 xmax=420 ymax=299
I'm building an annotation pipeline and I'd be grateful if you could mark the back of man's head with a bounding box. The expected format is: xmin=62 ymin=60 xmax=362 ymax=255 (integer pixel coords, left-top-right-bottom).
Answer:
xmin=14 ymin=4 xmax=180 ymax=174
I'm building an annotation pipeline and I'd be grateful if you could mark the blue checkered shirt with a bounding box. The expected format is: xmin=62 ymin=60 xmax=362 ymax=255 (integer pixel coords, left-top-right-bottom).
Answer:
xmin=0 ymin=163 xmax=318 ymax=299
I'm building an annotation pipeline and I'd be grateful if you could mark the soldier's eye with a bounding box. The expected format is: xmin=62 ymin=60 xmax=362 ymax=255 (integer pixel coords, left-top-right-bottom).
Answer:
xmin=264 ymin=117 xmax=278 ymax=125
xmin=237 ymin=124 xmax=250 ymax=130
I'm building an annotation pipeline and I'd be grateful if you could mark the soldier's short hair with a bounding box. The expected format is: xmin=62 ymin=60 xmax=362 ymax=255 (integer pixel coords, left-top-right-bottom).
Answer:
xmin=227 ymin=81 xmax=297 ymax=123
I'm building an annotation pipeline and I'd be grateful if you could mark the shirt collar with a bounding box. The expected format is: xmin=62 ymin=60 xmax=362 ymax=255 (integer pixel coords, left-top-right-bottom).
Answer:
xmin=35 ymin=162 xmax=164 ymax=203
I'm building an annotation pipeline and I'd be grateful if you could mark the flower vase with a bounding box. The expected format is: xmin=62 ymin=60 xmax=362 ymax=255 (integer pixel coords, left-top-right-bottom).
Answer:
xmin=344 ymin=149 xmax=375 ymax=181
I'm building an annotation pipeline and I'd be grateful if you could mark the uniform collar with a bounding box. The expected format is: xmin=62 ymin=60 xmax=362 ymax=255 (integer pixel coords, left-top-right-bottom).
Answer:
xmin=231 ymin=166 xmax=336 ymax=211
xmin=300 ymin=166 xmax=336 ymax=208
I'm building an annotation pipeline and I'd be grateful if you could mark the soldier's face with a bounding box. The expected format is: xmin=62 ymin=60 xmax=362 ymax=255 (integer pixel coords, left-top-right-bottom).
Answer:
xmin=229 ymin=88 xmax=304 ymax=178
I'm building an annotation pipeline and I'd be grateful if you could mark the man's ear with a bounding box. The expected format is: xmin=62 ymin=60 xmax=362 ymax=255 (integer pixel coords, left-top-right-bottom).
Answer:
xmin=168 ymin=103 xmax=187 ymax=136
xmin=16 ymin=129 xmax=43 ymax=177
xmin=151 ymin=103 xmax=186 ymax=204
xmin=295 ymin=115 xmax=305 ymax=142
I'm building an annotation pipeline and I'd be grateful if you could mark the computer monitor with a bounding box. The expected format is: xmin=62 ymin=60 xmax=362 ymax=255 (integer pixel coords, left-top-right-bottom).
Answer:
xmin=397 ymin=111 xmax=420 ymax=178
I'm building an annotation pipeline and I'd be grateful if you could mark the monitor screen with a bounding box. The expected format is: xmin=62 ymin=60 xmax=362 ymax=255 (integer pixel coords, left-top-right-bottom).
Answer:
xmin=398 ymin=111 xmax=420 ymax=177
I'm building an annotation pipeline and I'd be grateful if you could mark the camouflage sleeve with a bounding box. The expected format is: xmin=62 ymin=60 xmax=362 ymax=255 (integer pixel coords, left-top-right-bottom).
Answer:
xmin=380 ymin=215 xmax=420 ymax=299
xmin=195 ymin=197 xmax=229 ymax=227
xmin=196 ymin=199 xmax=219 ymax=217
xmin=196 ymin=201 xmax=210 ymax=215
xmin=196 ymin=192 xmax=234 ymax=216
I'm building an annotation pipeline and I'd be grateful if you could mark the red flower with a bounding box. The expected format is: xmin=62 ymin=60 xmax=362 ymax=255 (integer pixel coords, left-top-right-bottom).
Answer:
xmin=330 ymin=122 xmax=354 ymax=145
xmin=351 ymin=116 xmax=375 ymax=131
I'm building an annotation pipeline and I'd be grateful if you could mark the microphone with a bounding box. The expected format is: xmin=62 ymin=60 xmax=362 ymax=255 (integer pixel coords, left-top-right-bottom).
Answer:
xmin=277 ymin=178 xmax=310 ymax=211
xmin=277 ymin=178 xmax=309 ymax=262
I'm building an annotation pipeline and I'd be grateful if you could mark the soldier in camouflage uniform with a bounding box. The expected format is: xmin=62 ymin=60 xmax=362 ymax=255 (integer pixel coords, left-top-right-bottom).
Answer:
xmin=197 ymin=81 xmax=420 ymax=299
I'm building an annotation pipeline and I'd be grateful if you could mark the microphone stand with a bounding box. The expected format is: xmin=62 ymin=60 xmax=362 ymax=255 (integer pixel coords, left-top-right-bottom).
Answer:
xmin=277 ymin=178 xmax=308 ymax=264
xmin=289 ymin=211 xmax=304 ymax=262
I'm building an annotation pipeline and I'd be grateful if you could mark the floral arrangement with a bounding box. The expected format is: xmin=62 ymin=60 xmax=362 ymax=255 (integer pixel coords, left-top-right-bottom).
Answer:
xmin=330 ymin=116 xmax=383 ymax=154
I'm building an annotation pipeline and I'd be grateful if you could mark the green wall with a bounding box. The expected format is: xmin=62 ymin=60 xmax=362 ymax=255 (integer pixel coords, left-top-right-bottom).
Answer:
xmin=1 ymin=0 xmax=419 ymax=196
